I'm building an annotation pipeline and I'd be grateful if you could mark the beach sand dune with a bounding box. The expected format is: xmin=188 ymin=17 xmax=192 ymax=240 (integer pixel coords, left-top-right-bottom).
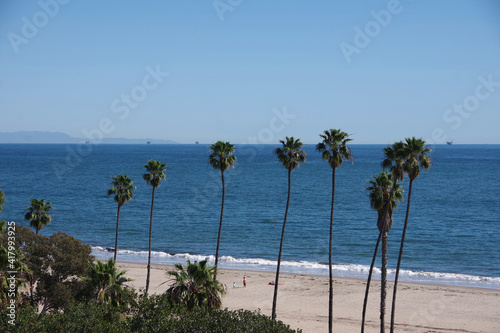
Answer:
xmin=118 ymin=262 xmax=500 ymax=332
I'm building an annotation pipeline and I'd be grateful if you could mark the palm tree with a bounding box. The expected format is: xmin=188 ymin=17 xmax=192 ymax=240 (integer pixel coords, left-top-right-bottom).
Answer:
xmin=143 ymin=160 xmax=167 ymax=294
xmin=24 ymin=198 xmax=53 ymax=234
xmin=84 ymin=258 xmax=132 ymax=306
xmin=367 ymin=171 xmax=403 ymax=333
xmin=316 ymin=129 xmax=352 ymax=333
xmin=362 ymin=141 xmax=406 ymax=332
xmin=390 ymin=138 xmax=431 ymax=332
xmin=271 ymin=137 xmax=306 ymax=320
xmin=166 ymin=259 xmax=225 ymax=309
xmin=108 ymin=175 xmax=136 ymax=262
xmin=208 ymin=141 xmax=237 ymax=280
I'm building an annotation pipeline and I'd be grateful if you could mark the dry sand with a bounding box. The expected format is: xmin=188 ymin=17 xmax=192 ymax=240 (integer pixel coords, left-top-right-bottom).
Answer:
xmin=118 ymin=261 xmax=500 ymax=332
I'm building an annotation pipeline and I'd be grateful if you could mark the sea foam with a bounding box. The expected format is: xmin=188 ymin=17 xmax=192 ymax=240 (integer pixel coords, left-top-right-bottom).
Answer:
xmin=91 ymin=246 xmax=500 ymax=290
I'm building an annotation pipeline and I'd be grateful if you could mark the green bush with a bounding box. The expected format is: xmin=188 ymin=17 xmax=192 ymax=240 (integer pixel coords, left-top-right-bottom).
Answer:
xmin=1 ymin=294 xmax=302 ymax=333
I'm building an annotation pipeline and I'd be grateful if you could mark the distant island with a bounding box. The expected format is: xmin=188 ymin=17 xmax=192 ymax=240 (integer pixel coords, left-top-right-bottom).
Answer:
xmin=0 ymin=131 xmax=178 ymax=144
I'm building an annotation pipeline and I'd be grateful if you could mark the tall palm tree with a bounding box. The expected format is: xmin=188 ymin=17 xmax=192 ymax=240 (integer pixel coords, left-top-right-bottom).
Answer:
xmin=24 ymin=198 xmax=53 ymax=234
xmin=108 ymin=175 xmax=136 ymax=262
xmin=143 ymin=160 xmax=167 ymax=294
xmin=271 ymin=137 xmax=306 ymax=320
xmin=390 ymin=138 xmax=431 ymax=332
xmin=362 ymin=141 xmax=406 ymax=332
xmin=316 ymin=129 xmax=352 ymax=333
xmin=84 ymin=258 xmax=132 ymax=307
xmin=367 ymin=171 xmax=403 ymax=333
xmin=166 ymin=259 xmax=225 ymax=309
xmin=208 ymin=141 xmax=237 ymax=280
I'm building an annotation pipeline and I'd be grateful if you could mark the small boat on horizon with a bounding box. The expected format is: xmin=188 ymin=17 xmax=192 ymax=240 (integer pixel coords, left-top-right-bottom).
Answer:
xmin=147 ymin=141 xmax=151 ymax=144
xmin=447 ymin=140 xmax=454 ymax=145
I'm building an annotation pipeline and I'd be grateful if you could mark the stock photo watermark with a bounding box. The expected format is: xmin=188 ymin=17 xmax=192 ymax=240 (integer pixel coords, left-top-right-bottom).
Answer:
xmin=339 ymin=0 xmax=406 ymax=64
xmin=428 ymin=74 xmax=500 ymax=145
xmin=51 ymin=65 xmax=169 ymax=180
xmin=5 ymin=221 xmax=18 ymax=325
xmin=7 ymin=0 xmax=71 ymax=54
xmin=213 ymin=0 xmax=244 ymax=21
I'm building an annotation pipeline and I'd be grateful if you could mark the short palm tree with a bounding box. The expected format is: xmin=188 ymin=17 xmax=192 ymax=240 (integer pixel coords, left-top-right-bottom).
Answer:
xmin=362 ymin=141 xmax=406 ymax=332
xmin=143 ymin=160 xmax=167 ymax=294
xmin=108 ymin=175 xmax=136 ymax=262
xmin=271 ymin=137 xmax=306 ymax=320
xmin=316 ymin=129 xmax=352 ymax=333
xmin=367 ymin=171 xmax=403 ymax=333
xmin=84 ymin=258 xmax=132 ymax=307
xmin=166 ymin=260 xmax=225 ymax=309
xmin=24 ymin=198 xmax=53 ymax=234
xmin=390 ymin=138 xmax=431 ymax=332
xmin=208 ymin=141 xmax=237 ymax=280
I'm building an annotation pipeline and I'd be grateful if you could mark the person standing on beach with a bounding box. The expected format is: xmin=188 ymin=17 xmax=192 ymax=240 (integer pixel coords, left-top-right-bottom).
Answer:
xmin=243 ymin=276 xmax=247 ymax=287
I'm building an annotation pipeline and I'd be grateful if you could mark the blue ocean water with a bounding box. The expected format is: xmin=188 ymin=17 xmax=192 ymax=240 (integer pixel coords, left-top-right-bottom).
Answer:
xmin=1 ymin=143 xmax=499 ymax=289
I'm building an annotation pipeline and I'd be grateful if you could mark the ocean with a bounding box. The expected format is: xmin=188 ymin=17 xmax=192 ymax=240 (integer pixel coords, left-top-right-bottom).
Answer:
xmin=1 ymin=143 xmax=499 ymax=289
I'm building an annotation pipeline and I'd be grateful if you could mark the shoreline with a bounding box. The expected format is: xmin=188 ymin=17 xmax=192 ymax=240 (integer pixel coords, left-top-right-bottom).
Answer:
xmin=117 ymin=261 xmax=500 ymax=333
xmin=92 ymin=248 xmax=500 ymax=291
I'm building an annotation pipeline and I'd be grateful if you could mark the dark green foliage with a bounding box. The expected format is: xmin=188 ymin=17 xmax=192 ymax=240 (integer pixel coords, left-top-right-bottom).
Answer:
xmin=1 ymin=295 xmax=301 ymax=333
xmin=166 ymin=260 xmax=225 ymax=310
xmin=83 ymin=258 xmax=135 ymax=308
xmin=129 ymin=293 xmax=302 ymax=333
xmin=0 ymin=226 xmax=93 ymax=312
xmin=0 ymin=302 xmax=126 ymax=333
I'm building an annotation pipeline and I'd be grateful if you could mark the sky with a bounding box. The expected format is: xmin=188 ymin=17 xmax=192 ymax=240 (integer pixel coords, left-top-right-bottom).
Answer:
xmin=1 ymin=0 xmax=499 ymax=144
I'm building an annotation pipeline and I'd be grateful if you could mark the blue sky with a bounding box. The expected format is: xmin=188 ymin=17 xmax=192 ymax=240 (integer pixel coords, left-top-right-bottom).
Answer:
xmin=1 ymin=0 xmax=499 ymax=144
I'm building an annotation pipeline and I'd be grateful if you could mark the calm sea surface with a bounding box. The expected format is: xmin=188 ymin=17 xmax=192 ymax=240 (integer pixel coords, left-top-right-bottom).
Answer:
xmin=1 ymin=144 xmax=499 ymax=289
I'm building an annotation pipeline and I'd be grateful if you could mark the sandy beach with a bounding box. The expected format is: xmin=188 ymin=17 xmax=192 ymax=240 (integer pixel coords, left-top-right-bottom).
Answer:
xmin=117 ymin=261 xmax=500 ymax=332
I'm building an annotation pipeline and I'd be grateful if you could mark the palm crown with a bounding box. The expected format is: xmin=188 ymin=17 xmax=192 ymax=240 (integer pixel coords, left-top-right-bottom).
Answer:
xmin=367 ymin=171 xmax=403 ymax=232
xmin=208 ymin=141 xmax=237 ymax=172
xmin=316 ymin=129 xmax=352 ymax=169
xmin=143 ymin=160 xmax=167 ymax=188
xmin=382 ymin=141 xmax=407 ymax=182
xmin=274 ymin=137 xmax=307 ymax=171
xmin=84 ymin=258 xmax=132 ymax=306
xmin=108 ymin=175 xmax=136 ymax=207
xmin=24 ymin=198 xmax=53 ymax=234
xmin=403 ymin=137 xmax=432 ymax=181
xmin=167 ymin=260 xmax=225 ymax=309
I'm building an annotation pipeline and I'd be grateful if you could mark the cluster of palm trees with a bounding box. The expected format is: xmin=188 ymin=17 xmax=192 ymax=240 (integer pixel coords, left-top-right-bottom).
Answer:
xmin=12 ymin=132 xmax=431 ymax=332
xmin=361 ymin=137 xmax=431 ymax=333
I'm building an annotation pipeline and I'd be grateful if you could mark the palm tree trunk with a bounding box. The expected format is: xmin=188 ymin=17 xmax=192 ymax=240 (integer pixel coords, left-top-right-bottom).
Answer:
xmin=272 ymin=168 xmax=291 ymax=321
xmin=328 ymin=168 xmax=336 ymax=333
xmin=145 ymin=186 xmax=156 ymax=294
xmin=114 ymin=204 xmax=122 ymax=262
xmin=390 ymin=179 xmax=413 ymax=332
xmin=214 ymin=169 xmax=225 ymax=280
xmin=380 ymin=231 xmax=388 ymax=333
xmin=361 ymin=231 xmax=382 ymax=333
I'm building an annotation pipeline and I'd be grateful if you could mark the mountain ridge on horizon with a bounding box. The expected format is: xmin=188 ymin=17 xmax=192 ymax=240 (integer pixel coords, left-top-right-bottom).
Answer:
xmin=0 ymin=131 xmax=179 ymax=144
